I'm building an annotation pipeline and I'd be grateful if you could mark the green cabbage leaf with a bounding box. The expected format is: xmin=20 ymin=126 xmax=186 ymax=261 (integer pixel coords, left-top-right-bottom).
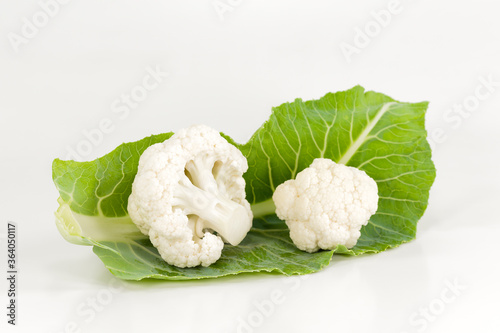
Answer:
xmin=52 ymin=86 xmax=436 ymax=280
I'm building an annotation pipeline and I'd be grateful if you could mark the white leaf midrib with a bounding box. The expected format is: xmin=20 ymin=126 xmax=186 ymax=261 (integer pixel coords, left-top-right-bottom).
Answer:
xmin=338 ymin=102 xmax=396 ymax=165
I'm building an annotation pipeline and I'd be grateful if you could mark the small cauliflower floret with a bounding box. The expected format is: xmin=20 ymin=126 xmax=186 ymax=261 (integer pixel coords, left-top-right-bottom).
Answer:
xmin=272 ymin=158 xmax=378 ymax=253
xmin=128 ymin=125 xmax=253 ymax=268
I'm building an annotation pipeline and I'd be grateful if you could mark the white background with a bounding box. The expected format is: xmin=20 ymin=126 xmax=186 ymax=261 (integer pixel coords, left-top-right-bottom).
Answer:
xmin=1 ymin=0 xmax=499 ymax=332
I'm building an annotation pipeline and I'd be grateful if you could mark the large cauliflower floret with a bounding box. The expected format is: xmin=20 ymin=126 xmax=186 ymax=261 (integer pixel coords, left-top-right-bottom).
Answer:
xmin=272 ymin=158 xmax=378 ymax=253
xmin=128 ymin=125 xmax=253 ymax=268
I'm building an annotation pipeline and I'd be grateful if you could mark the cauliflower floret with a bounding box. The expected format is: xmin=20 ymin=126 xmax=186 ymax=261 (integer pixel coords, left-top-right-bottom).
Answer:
xmin=273 ymin=158 xmax=378 ymax=252
xmin=128 ymin=125 xmax=253 ymax=268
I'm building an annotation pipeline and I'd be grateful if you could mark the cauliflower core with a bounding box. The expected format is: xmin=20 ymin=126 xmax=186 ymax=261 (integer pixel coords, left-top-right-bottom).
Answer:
xmin=273 ymin=158 xmax=378 ymax=253
xmin=128 ymin=125 xmax=253 ymax=268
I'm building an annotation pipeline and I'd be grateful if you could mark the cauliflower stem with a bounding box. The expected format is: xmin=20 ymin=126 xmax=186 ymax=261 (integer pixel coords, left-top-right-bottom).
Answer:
xmin=174 ymin=172 xmax=251 ymax=246
xmin=250 ymin=198 xmax=277 ymax=219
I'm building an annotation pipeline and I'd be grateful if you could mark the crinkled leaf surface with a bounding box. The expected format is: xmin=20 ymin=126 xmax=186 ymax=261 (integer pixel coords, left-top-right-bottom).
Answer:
xmin=52 ymin=86 xmax=435 ymax=280
xmin=93 ymin=216 xmax=332 ymax=281
xmin=53 ymin=133 xmax=173 ymax=217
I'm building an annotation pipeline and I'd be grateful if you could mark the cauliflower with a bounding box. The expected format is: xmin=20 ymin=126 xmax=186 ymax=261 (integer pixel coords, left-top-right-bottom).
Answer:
xmin=272 ymin=158 xmax=378 ymax=253
xmin=128 ymin=125 xmax=253 ymax=268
